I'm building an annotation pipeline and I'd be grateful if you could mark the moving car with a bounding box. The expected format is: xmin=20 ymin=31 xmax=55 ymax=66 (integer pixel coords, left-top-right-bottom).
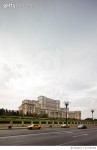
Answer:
xmin=61 ymin=124 xmax=70 ymax=128
xmin=27 ymin=124 xmax=41 ymax=130
xmin=78 ymin=124 xmax=87 ymax=129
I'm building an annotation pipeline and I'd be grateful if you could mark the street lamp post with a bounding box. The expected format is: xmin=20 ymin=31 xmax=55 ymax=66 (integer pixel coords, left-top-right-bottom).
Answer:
xmin=64 ymin=101 xmax=71 ymax=125
xmin=90 ymin=109 xmax=95 ymax=122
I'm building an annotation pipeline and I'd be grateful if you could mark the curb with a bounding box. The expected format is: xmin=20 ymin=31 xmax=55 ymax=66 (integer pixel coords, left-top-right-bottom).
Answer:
xmin=0 ymin=127 xmax=27 ymax=130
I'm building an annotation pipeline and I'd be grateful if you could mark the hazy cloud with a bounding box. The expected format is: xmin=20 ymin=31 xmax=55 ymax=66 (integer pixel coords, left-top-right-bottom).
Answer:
xmin=0 ymin=0 xmax=97 ymax=119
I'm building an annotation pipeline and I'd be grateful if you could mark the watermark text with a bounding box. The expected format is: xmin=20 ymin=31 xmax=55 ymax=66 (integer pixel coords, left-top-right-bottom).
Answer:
xmin=3 ymin=3 xmax=32 ymax=8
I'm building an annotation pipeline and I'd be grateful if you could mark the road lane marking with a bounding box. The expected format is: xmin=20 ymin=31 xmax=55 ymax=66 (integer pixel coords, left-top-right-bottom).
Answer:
xmin=58 ymin=140 xmax=78 ymax=146
xmin=71 ymin=128 xmax=97 ymax=132
xmin=0 ymin=130 xmax=71 ymax=139
xmin=33 ymin=135 xmax=58 ymax=140
xmin=0 ymin=130 xmax=74 ymax=139
xmin=73 ymin=133 xmax=88 ymax=137
xmin=64 ymin=131 xmax=72 ymax=133
xmin=1 ymin=127 xmax=96 ymax=140
xmin=0 ymin=133 xmax=55 ymax=139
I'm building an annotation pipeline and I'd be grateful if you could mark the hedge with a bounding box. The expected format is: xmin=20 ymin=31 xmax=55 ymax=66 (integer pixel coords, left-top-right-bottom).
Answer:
xmin=33 ymin=122 xmax=39 ymax=124
xmin=59 ymin=122 xmax=62 ymax=124
xmin=48 ymin=122 xmax=52 ymax=124
xmin=0 ymin=120 xmax=10 ymax=124
xmin=24 ymin=121 xmax=31 ymax=124
xmin=54 ymin=122 xmax=58 ymax=124
xmin=13 ymin=121 xmax=22 ymax=124
xmin=41 ymin=122 xmax=46 ymax=124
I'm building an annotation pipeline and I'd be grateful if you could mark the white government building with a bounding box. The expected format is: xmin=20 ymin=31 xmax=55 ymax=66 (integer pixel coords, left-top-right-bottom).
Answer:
xmin=19 ymin=95 xmax=81 ymax=119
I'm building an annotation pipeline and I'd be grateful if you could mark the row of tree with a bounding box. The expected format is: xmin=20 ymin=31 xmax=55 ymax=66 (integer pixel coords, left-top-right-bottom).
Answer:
xmin=0 ymin=108 xmax=96 ymax=120
xmin=0 ymin=108 xmax=48 ymax=118
xmin=0 ymin=108 xmax=19 ymax=116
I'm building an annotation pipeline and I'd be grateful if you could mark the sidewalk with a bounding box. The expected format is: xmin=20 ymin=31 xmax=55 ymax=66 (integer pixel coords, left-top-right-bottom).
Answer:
xmin=0 ymin=126 xmax=27 ymax=130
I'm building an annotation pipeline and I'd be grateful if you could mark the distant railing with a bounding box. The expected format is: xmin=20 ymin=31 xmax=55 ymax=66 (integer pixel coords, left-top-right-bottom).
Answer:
xmin=0 ymin=120 xmax=96 ymax=126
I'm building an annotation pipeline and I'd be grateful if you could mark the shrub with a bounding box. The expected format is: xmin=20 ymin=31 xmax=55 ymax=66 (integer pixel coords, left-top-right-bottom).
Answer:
xmin=0 ymin=120 xmax=10 ymax=124
xmin=48 ymin=122 xmax=52 ymax=124
xmin=54 ymin=122 xmax=58 ymax=124
xmin=33 ymin=122 xmax=39 ymax=124
xmin=41 ymin=122 xmax=46 ymax=124
xmin=13 ymin=121 xmax=22 ymax=124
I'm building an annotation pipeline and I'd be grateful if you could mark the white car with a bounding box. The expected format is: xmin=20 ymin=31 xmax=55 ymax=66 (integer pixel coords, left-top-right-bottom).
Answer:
xmin=78 ymin=124 xmax=87 ymax=129
xmin=61 ymin=124 xmax=70 ymax=128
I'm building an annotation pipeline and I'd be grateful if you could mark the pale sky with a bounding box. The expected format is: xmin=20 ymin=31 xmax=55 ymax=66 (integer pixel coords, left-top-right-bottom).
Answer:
xmin=0 ymin=0 xmax=97 ymax=119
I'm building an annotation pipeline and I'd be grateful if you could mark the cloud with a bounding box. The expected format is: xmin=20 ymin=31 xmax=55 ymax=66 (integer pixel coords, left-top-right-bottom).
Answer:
xmin=0 ymin=0 xmax=97 ymax=119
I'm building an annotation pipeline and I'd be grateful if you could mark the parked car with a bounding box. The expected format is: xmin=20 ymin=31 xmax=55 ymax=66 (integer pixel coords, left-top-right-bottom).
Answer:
xmin=27 ymin=124 xmax=41 ymax=130
xmin=78 ymin=124 xmax=87 ymax=129
xmin=61 ymin=124 xmax=70 ymax=128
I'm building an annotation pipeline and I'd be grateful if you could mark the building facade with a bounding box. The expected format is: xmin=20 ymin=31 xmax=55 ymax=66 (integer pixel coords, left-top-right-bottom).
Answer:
xmin=19 ymin=96 xmax=81 ymax=119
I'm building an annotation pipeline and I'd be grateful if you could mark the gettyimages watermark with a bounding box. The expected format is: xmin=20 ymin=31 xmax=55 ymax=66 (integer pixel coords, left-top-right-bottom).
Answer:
xmin=3 ymin=3 xmax=32 ymax=8
xmin=70 ymin=146 xmax=97 ymax=149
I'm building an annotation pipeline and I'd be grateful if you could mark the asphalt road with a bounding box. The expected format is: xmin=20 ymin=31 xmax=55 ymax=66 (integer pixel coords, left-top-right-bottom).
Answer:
xmin=0 ymin=126 xmax=97 ymax=146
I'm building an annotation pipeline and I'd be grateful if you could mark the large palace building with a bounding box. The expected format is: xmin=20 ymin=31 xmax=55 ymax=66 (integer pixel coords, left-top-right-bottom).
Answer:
xmin=19 ymin=96 xmax=81 ymax=119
